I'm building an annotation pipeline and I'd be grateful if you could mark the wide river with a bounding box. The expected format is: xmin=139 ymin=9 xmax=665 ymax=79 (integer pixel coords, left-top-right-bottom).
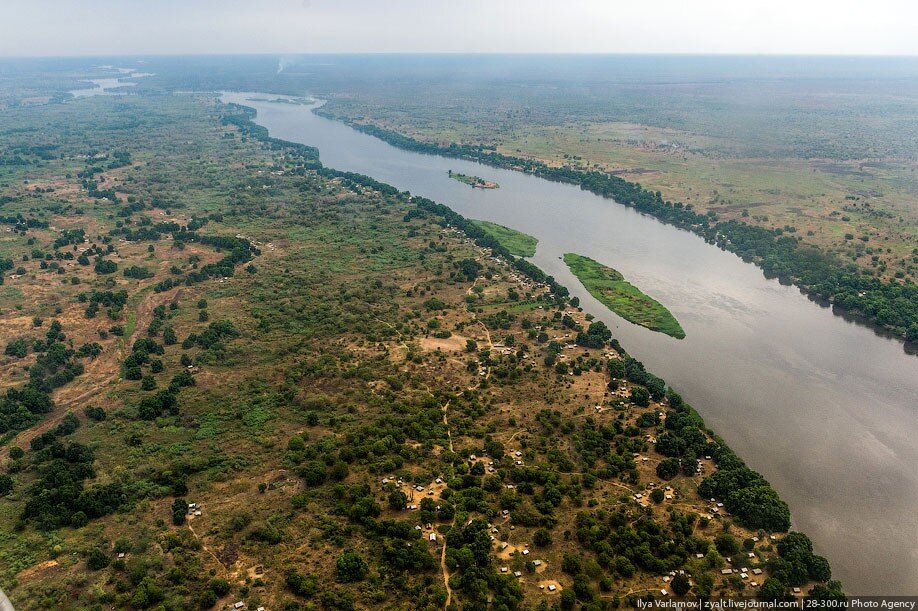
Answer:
xmin=221 ymin=92 xmax=918 ymax=594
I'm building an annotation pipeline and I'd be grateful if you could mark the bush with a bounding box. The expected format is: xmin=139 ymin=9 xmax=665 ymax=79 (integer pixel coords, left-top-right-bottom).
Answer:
xmin=335 ymin=550 xmax=368 ymax=582
xmin=4 ymin=339 xmax=27 ymax=358
xmin=87 ymin=546 xmax=110 ymax=570
xmin=85 ymin=405 xmax=106 ymax=421
xmin=209 ymin=578 xmax=231 ymax=596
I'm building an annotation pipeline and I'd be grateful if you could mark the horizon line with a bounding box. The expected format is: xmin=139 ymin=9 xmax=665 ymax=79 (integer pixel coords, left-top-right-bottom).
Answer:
xmin=2 ymin=51 xmax=918 ymax=60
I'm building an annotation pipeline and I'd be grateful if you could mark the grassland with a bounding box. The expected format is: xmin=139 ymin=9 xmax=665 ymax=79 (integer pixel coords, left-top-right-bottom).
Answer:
xmin=564 ymin=253 xmax=685 ymax=339
xmin=0 ymin=74 xmax=838 ymax=608
xmin=468 ymin=220 xmax=537 ymax=257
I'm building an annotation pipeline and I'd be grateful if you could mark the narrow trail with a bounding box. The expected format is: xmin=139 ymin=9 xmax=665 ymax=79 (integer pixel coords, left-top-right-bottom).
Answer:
xmin=440 ymin=527 xmax=454 ymax=609
xmin=442 ymin=399 xmax=454 ymax=453
xmin=187 ymin=517 xmax=227 ymax=570
xmin=6 ymin=287 xmax=177 ymax=455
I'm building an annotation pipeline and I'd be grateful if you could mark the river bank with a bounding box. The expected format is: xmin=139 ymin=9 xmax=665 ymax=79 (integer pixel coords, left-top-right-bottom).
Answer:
xmin=219 ymin=91 xmax=918 ymax=593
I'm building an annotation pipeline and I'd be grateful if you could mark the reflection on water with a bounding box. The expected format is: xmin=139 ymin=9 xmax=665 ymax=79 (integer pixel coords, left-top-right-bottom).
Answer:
xmin=219 ymin=92 xmax=918 ymax=594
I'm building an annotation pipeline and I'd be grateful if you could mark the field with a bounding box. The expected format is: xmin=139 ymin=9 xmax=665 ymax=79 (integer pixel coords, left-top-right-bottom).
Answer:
xmin=0 ymin=60 xmax=841 ymax=609
xmin=564 ymin=253 xmax=685 ymax=339
xmin=468 ymin=220 xmax=538 ymax=257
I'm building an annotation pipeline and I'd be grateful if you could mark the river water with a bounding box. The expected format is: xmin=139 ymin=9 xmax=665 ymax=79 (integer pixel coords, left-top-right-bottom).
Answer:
xmin=70 ymin=68 xmax=153 ymax=98
xmin=218 ymin=92 xmax=917 ymax=594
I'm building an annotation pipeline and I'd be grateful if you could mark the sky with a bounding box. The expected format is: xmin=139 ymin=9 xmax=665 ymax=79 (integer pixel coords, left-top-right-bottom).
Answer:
xmin=1 ymin=0 xmax=916 ymax=57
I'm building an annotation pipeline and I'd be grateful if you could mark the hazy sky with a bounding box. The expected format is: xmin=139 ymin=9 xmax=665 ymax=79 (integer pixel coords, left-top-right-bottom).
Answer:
xmin=1 ymin=0 xmax=916 ymax=56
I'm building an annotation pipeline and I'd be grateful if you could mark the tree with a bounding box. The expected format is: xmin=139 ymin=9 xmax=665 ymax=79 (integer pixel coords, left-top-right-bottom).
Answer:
xmin=87 ymin=546 xmax=110 ymax=570
xmin=299 ymin=461 xmax=326 ymax=486
xmin=561 ymin=553 xmax=582 ymax=575
xmin=335 ymin=550 xmax=368 ymax=582
xmin=758 ymin=578 xmax=790 ymax=602
xmin=727 ymin=485 xmax=791 ymax=531
xmin=171 ymin=497 xmax=187 ymax=525
xmin=533 ymin=528 xmax=553 ymax=547
xmin=656 ymin=457 xmax=680 ymax=480
xmin=0 ymin=475 xmax=12 ymax=496
xmin=671 ymin=573 xmax=691 ymax=596
xmin=650 ymin=488 xmax=665 ymax=503
xmin=630 ymin=385 xmax=650 ymax=406
xmin=388 ymin=489 xmax=408 ymax=510
xmin=4 ymin=338 xmax=27 ymax=358
xmin=208 ymin=578 xmax=231 ymax=596
xmin=715 ymin=533 xmax=739 ymax=556
xmin=807 ymin=581 xmax=845 ymax=601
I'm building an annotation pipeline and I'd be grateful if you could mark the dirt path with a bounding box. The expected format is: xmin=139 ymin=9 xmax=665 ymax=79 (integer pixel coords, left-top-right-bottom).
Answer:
xmin=186 ymin=516 xmax=228 ymax=570
xmin=440 ymin=527 xmax=454 ymax=609
xmin=440 ymin=395 xmax=455 ymax=608
xmin=442 ymin=399 xmax=453 ymax=453
xmin=5 ymin=286 xmax=179 ymax=455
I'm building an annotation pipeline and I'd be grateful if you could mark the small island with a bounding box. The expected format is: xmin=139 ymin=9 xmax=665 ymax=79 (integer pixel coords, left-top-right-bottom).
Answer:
xmin=564 ymin=253 xmax=685 ymax=339
xmin=448 ymin=169 xmax=499 ymax=189
xmin=469 ymin=219 xmax=538 ymax=257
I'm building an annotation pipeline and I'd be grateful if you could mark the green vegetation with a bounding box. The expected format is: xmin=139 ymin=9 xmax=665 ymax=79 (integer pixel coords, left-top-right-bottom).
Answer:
xmin=0 ymin=63 xmax=837 ymax=608
xmin=564 ymin=253 xmax=685 ymax=339
xmin=469 ymin=219 xmax=538 ymax=257
xmin=448 ymin=169 xmax=498 ymax=189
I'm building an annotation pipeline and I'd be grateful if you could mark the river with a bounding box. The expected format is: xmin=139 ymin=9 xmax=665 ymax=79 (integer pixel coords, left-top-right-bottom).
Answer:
xmin=217 ymin=92 xmax=917 ymax=594
xmin=70 ymin=67 xmax=153 ymax=98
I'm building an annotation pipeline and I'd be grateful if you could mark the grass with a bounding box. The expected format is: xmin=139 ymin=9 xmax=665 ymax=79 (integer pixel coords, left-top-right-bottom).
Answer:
xmin=563 ymin=253 xmax=685 ymax=339
xmin=448 ymin=170 xmax=498 ymax=189
xmin=469 ymin=219 xmax=538 ymax=257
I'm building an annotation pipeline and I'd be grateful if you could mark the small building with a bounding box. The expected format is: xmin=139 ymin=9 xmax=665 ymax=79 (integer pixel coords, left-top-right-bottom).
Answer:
xmin=429 ymin=533 xmax=437 ymax=542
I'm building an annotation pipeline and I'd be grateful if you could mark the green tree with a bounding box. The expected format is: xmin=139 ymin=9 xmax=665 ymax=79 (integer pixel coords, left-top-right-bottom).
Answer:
xmin=630 ymin=385 xmax=650 ymax=406
xmin=335 ymin=550 xmax=369 ymax=582
xmin=86 ymin=546 xmax=110 ymax=570
xmin=533 ymin=528 xmax=553 ymax=547
xmin=656 ymin=457 xmax=680 ymax=480
xmin=171 ymin=497 xmax=187 ymax=526
xmin=671 ymin=573 xmax=691 ymax=596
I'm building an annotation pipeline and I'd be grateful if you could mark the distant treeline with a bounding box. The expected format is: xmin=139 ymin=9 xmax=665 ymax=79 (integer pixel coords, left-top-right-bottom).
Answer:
xmin=321 ymin=113 xmax=918 ymax=345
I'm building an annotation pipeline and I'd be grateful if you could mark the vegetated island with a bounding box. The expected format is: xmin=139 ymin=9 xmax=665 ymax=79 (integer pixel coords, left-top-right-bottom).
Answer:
xmin=564 ymin=252 xmax=686 ymax=339
xmin=469 ymin=219 xmax=538 ymax=257
xmin=448 ymin=169 xmax=498 ymax=189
